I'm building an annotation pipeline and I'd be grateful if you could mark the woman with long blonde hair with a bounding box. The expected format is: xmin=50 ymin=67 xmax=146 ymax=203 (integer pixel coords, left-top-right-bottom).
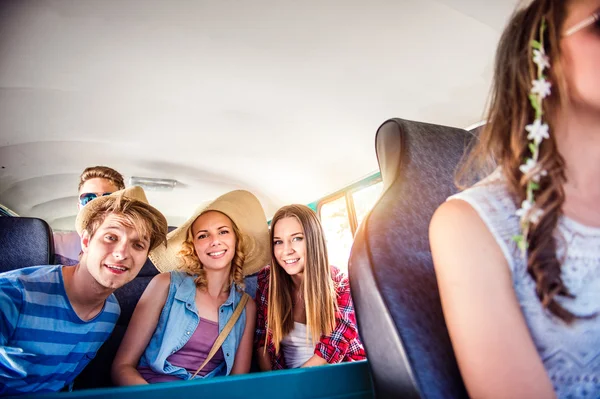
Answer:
xmin=430 ymin=1 xmax=600 ymax=397
xmin=255 ymin=204 xmax=365 ymax=370
xmin=112 ymin=190 xmax=269 ymax=384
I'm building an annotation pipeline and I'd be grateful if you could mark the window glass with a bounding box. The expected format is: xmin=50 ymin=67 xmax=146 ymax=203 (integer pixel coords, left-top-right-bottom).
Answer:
xmin=353 ymin=181 xmax=383 ymax=228
xmin=320 ymin=196 xmax=353 ymax=273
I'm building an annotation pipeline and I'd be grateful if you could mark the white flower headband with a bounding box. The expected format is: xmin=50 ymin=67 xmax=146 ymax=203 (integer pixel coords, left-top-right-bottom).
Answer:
xmin=514 ymin=18 xmax=551 ymax=255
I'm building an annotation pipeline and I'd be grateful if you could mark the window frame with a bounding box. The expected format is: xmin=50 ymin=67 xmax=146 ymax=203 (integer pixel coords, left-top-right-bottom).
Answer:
xmin=316 ymin=173 xmax=382 ymax=236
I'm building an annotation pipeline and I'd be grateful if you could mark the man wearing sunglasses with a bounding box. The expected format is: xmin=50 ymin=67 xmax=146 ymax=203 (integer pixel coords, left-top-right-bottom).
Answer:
xmin=0 ymin=187 xmax=168 ymax=395
xmin=54 ymin=166 xmax=126 ymax=265
xmin=77 ymin=166 xmax=125 ymax=209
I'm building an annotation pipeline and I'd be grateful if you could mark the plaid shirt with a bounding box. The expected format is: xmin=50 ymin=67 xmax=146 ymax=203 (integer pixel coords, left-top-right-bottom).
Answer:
xmin=254 ymin=265 xmax=366 ymax=370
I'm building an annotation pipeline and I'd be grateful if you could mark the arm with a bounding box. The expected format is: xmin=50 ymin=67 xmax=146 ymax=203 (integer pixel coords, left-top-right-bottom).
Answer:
xmin=429 ymin=199 xmax=556 ymax=399
xmin=0 ymin=278 xmax=27 ymax=379
xmin=111 ymin=273 xmax=171 ymax=386
xmin=0 ymin=279 xmax=21 ymax=346
xmin=256 ymin=347 xmax=272 ymax=371
xmin=301 ymin=354 xmax=328 ymax=368
xmin=254 ymin=267 xmax=272 ymax=371
xmin=230 ymin=297 xmax=256 ymax=375
xmin=311 ymin=273 xmax=360 ymax=366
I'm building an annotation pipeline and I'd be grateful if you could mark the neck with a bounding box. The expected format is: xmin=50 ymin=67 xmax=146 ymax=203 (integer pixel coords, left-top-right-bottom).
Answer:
xmin=204 ymin=266 xmax=231 ymax=298
xmin=555 ymin=107 xmax=600 ymax=199
xmin=62 ymin=263 xmax=111 ymax=320
xmin=290 ymin=272 xmax=304 ymax=292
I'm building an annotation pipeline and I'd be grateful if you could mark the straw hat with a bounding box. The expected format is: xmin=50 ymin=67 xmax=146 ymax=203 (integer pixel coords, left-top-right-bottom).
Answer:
xmin=149 ymin=190 xmax=269 ymax=276
xmin=75 ymin=186 xmax=167 ymax=236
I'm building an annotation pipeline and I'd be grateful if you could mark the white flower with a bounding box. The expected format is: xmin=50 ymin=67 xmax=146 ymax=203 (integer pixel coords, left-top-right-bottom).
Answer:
xmin=533 ymin=169 xmax=548 ymax=183
xmin=531 ymin=78 xmax=552 ymax=99
xmin=519 ymin=158 xmax=537 ymax=175
xmin=519 ymin=158 xmax=548 ymax=182
xmin=526 ymin=119 xmax=550 ymax=145
xmin=516 ymin=199 xmax=533 ymax=220
xmin=529 ymin=208 xmax=544 ymax=224
xmin=533 ymin=49 xmax=550 ymax=71
xmin=516 ymin=199 xmax=544 ymax=224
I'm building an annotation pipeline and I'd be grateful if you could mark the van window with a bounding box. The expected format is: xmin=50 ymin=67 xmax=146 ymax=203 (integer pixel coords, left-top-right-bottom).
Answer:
xmin=353 ymin=181 xmax=383 ymax=228
xmin=320 ymin=195 xmax=354 ymax=272
xmin=319 ymin=179 xmax=383 ymax=272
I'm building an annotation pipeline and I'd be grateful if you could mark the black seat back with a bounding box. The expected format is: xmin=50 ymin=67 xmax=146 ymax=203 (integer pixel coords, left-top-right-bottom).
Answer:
xmin=349 ymin=118 xmax=477 ymax=398
xmin=0 ymin=217 xmax=54 ymax=272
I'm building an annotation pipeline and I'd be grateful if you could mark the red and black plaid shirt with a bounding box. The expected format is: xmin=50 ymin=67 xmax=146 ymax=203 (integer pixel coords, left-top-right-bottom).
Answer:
xmin=254 ymin=265 xmax=366 ymax=370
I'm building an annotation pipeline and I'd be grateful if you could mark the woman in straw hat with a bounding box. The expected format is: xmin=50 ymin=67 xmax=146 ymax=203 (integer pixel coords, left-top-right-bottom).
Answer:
xmin=112 ymin=190 xmax=270 ymax=384
xmin=255 ymin=204 xmax=365 ymax=370
xmin=430 ymin=1 xmax=600 ymax=397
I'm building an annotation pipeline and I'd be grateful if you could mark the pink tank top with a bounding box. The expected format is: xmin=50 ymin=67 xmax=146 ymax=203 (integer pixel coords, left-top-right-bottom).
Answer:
xmin=138 ymin=318 xmax=225 ymax=382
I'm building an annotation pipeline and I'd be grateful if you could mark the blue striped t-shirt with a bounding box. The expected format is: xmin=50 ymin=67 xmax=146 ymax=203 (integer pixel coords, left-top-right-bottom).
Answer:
xmin=0 ymin=265 xmax=120 ymax=395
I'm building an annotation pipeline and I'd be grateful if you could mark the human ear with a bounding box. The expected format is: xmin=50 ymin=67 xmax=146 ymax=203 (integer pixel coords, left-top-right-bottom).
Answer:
xmin=81 ymin=230 xmax=91 ymax=253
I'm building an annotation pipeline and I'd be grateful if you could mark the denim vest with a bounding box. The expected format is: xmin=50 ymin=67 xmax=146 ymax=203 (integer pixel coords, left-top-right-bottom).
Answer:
xmin=138 ymin=271 xmax=247 ymax=379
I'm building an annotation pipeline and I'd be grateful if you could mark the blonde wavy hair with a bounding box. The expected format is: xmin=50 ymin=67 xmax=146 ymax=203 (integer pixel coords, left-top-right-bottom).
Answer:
xmin=176 ymin=211 xmax=246 ymax=291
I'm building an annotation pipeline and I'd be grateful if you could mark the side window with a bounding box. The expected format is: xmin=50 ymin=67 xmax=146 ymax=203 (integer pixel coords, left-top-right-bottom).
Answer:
xmin=320 ymin=196 xmax=354 ymax=273
xmin=353 ymin=181 xmax=383 ymax=228
xmin=319 ymin=179 xmax=383 ymax=273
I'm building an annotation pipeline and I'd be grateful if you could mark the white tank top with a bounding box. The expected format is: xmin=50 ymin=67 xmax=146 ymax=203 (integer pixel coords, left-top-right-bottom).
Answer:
xmin=449 ymin=168 xmax=600 ymax=398
xmin=280 ymin=322 xmax=314 ymax=368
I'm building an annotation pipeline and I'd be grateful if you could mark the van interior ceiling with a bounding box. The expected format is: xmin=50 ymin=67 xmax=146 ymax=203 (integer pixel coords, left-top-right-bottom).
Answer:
xmin=0 ymin=0 xmax=518 ymax=229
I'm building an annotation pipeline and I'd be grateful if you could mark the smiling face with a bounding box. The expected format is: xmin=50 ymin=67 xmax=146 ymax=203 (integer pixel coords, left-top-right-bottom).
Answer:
xmin=81 ymin=213 xmax=150 ymax=290
xmin=191 ymin=211 xmax=237 ymax=272
xmin=272 ymin=216 xmax=306 ymax=277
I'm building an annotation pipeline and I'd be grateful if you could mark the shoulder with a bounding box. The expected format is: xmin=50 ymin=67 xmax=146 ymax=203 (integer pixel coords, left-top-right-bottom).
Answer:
xmin=146 ymin=272 xmax=173 ymax=293
xmin=432 ymin=175 xmax=520 ymax=274
xmin=430 ymin=199 xmax=500 ymax=257
xmin=329 ymin=265 xmax=349 ymax=293
xmin=329 ymin=265 xmax=347 ymax=282
xmin=244 ymin=295 xmax=257 ymax=314
xmin=430 ymin=198 xmax=513 ymax=289
xmin=257 ymin=265 xmax=271 ymax=287
xmin=0 ymin=265 xmax=59 ymax=286
xmin=448 ymin=169 xmax=519 ymax=233
xmin=257 ymin=265 xmax=271 ymax=279
xmin=0 ymin=269 xmax=27 ymax=305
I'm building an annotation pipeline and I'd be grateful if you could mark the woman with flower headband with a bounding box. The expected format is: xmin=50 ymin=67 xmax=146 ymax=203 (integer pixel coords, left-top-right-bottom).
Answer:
xmin=112 ymin=190 xmax=269 ymax=384
xmin=429 ymin=1 xmax=599 ymax=398
xmin=255 ymin=204 xmax=365 ymax=370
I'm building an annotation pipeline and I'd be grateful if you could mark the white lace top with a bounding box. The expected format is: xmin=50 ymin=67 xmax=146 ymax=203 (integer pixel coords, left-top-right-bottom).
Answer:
xmin=449 ymin=168 xmax=600 ymax=398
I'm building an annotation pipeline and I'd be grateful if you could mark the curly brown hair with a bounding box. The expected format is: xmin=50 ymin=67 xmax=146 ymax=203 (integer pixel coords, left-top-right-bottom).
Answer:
xmin=460 ymin=0 xmax=576 ymax=322
xmin=176 ymin=211 xmax=246 ymax=291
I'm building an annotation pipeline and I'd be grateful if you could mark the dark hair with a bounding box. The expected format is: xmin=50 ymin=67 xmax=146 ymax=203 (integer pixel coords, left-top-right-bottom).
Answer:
xmin=459 ymin=0 xmax=575 ymax=322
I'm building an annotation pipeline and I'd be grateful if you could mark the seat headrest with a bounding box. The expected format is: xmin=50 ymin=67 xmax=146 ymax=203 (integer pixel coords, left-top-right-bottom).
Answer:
xmin=350 ymin=118 xmax=478 ymax=398
xmin=0 ymin=217 xmax=55 ymax=272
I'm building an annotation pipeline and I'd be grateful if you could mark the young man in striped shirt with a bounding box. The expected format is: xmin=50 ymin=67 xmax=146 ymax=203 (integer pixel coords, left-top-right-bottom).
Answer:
xmin=0 ymin=186 xmax=168 ymax=395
